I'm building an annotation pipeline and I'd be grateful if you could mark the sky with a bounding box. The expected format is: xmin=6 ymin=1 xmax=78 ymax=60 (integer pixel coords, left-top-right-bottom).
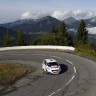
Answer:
xmin=0 ymin=0 xmax=96 ymax=23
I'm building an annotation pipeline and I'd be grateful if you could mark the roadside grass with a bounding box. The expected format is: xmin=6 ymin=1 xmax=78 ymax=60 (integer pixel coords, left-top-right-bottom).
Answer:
xmin=0 ymin=64 xmax=35 ymax=86
xmin=75 ymin=48 xmax=96 ymax=60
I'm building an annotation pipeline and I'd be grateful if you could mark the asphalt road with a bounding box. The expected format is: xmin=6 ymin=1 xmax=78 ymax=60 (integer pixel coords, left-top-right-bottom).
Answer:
xmin=0 ymin=50 xmax=96 ymax=96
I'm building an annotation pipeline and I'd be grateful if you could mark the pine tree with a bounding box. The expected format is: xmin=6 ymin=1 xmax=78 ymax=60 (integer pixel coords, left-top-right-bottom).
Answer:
xmin=16 ymin=30 xmax=25 ymax=46
xmin=59 ymin=21 xmax=73 ymax=46
xmin=77 ymin=20 xmax=88 ymax=44
xmin=51 ymin=25 xmax=58 ymax=34
xmin=60 ymin=21 xmax=66 ymax=34
xmin=4 ymin=31 xmax=11 ymax=47
xmin=32 ymin=21 xmax=73 ymax=46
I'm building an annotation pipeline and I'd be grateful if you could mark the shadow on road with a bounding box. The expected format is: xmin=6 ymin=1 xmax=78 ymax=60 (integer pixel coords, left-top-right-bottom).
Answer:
xmin=60 ymin=64 xmax=68 ymax=74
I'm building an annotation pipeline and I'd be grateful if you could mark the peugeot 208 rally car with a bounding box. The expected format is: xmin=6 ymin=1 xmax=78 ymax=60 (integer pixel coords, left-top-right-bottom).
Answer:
xmin=42 ymin=59 xmax=61 ymax=74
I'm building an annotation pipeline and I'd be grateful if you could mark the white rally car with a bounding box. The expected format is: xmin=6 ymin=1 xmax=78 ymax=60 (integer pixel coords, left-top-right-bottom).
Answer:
xmin=42 ymin=59 xmax=61 ymax=74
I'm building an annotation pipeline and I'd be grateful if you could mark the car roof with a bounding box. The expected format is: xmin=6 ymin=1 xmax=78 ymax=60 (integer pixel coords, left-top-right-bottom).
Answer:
xmin=44 ymin=59 xmax=57 ymax=63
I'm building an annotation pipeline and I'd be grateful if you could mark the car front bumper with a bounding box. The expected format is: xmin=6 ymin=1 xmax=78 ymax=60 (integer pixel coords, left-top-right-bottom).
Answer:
xmin=47 ymin=69 xmax=61 ymax=74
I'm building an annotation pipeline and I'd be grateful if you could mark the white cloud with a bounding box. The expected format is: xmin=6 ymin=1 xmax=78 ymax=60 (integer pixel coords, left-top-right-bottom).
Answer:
xmin=20 ymin=10 xmax=96 ymax=20
xmin=20 ymin=11 xmax=51 ymax=19
xmin=52 ymin=10 xmax=96 ymax=20
xmin=21 ymin=11 xmax=32 ymax=19
xmin=52 ymin=10 xmax=72 ymax=20
xmin=88 ymin=27 xmax=96 ymax=34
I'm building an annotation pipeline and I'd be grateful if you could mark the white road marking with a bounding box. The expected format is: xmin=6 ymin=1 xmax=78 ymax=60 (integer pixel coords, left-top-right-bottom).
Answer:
xmin=48 ymin=88 xmax=61 ymax=96
xmin=66 ymin=75 xmax=75 ymax=85
xmin=66 ymin=60 xmax=77 ymax=84
xmin=50 ymin=55 xmax=62 ymax=59
xmin=66 ymin=60 xmax=77 ymax=74
xmin=66 ymin=60 xmax=73 ymax=65
xmin=74 ymin=66 xmax=77 ymax=73
xmin=48 ymin=59 xmax=77 ymax=96
xmin=32 ymin=54 xmax=47 ymax=56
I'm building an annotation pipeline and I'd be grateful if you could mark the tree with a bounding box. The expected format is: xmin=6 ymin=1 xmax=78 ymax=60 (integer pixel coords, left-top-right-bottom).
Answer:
xmin=16 ymin=30 xmax=25 ymax=46
xmin=51 ymin=25 xmax=58 ymax=34
xmin=77 ymin=20 xmax=88 ymax=44
xmin=59 ymin=21 xmax=73 ymax=46
xmin=59 ymin=21 xmax=66 ymax=34
xmin=3 ymin=31 xmax=11 ymax=47
xmin=75 ymin=20 xmax=95 ymax=51
xmin=32 ymin=21 xmax=73 ymax=46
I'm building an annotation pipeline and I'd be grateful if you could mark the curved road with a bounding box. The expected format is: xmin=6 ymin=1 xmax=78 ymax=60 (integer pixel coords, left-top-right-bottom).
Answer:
xmin=0 ymin=50 xmax=96 ymax=96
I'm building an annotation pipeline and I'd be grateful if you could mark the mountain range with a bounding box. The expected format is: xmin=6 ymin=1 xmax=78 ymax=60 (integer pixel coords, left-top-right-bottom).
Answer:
xmin=0 ymin=16 xmax=61 ymax=33
xmin=0 ymin=16 xmax=96 ymax=34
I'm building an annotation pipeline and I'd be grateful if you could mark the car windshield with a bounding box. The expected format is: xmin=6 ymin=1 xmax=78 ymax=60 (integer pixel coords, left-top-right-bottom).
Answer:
xmin=48 ymin=62 xmax=58 ymax=66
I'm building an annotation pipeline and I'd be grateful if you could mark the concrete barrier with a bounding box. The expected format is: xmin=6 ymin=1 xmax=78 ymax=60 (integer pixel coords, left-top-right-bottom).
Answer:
xmin=0 ymin=46 xmax=75 ymax=52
